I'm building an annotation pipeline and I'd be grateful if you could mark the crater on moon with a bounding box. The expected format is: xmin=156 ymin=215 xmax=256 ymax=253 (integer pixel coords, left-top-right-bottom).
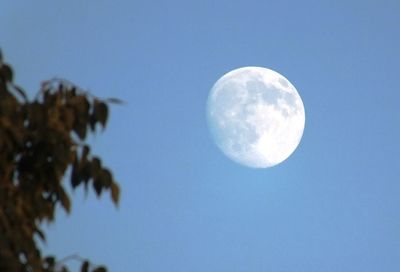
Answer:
xmin=206 ymin=67 xmax=305 ymax=168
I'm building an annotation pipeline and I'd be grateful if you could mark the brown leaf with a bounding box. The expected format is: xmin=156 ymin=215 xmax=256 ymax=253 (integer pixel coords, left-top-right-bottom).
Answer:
xmin=61 ymin=107 xmax=75 ymax=131
xmin=91 ymin=157 xmax=102 ymax=178
xmin=74 ymin=121 xmax=87 ymax=140
xmin=72 ymin=95 xmax=90 ymax=139
xmin=100 ymin=168 xmax=112 ymax=188
xmin=59 ymin=188 xmax=71 ymax=213
xmin=111 ymin=182 xmax=120 ymax=205
xmin=93 ymin=101 xmax=108 ymax=128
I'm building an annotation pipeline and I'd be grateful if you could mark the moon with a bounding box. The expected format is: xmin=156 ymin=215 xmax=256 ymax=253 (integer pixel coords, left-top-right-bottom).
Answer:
xmin=206 ymin=67 xmax=305 ymax=168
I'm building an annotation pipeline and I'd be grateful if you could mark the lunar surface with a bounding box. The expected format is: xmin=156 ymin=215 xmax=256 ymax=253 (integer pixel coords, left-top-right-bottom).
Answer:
xmin=206 ymin=67 xmax=305 ymax=168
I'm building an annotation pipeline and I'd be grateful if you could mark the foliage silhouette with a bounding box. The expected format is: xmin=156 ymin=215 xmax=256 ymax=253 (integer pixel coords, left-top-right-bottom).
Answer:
xmin=0 ymin=50 xmax=120 ymax=272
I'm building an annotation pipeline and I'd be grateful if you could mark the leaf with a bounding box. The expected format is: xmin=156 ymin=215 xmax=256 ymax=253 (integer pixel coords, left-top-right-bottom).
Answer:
xmin=0 ymin=63 xmax=13 ymax=82
xmin=35 ymin=228 xmax=46 ymax=242
xmin=74 ymin=121 xmax=87 ymax=140
xmin=93 ymin=177 xmax=102 ymax=197
xmin=93 ymin=101 xmax=108 ymax=128
xmin=89 ymin=114 xmax=97 ymax=132
xmin=105 ymin=97 xmax=124 ymax=104
xmin=71 ymin=161 xmax=81 ymax=188
xmin=58 ymin=83 xmax=64 ymax=93
xmin=100 ymin=168 xmax=112 ymax=188
xmin=70 ymin=86 xmax=76 ymax=96
xmin=44 ymin=256 xmax=55 ymax=267
xmin=59 ymin=188 xmax=71 ymax=213
xmin=81 ymin=161 xmax=92 ymax=183
xmin=92 ymin=167 xmax=114 ymax=197
xmin=77 ymin=95 xmax=90 ymax=115
xmin=91 ymin=157 xmax=102 ymax=177
xmin=65 ymin=86 xmax=77 ymax=100
xmin=13 ymin=84 xmax=28 ymax=101
xmin=82 ymin=145 xmax=90 ymax=160
xmin=72 ymin=96 xmax=90 ymax=139
xmin=28 ymin=102 xmax=46 ymax=128
xmin=92 ymin=266 xmax=107 ymax=272
xmin=111 ymin=182 xmax=120 ymax=205
xmin=81 ymin=260 xmax=89 ymax=272
xmin=61 ymin=107 xmax=75 ymax=131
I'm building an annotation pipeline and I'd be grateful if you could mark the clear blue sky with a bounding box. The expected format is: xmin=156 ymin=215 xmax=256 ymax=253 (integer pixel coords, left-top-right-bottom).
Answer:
xmin=2 ymin=0 xmax=400 ymax=271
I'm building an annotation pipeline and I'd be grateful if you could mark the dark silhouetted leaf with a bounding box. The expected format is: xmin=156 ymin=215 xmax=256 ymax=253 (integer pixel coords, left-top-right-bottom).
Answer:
xmin=35 ymin=228 xmax=46 ymax=242
xmin=93 ymin=179 xmax=102 ymax=196
xmin=44 ymin=256 xmax=55 ymax=267
xmin=81 ymin=161 xmax=92 ymax=183
xmin=74 ymin=121 xmax=87 ymax=140
xmin=82 ymin=145 xmax=90 ymax=160
xmin=89 ymin=114 xmax=97 ymax=132
xmin=81 ymin=260 xmax=89 ymax=272
xmin=93 ymin=266 xmax=107 ymax=272
xmin=13 ymin=85 xmax=28 ymax=101
xmin=61 ymin=107 xmax=75 ymax=131
xmin=93 ymin=101 xmax=108 ymax=128
xmin=59 ymin=188 xmax=71 ymax=213
xmin=0 ymin=63 xmax=13 ymax=82
xmin=71 ymin=161 xmax=81 ymax=188
xmin=105 ymin=97 xmax=124 ymax=104
xmin=91 ymin=157 xmax=102 ymax=177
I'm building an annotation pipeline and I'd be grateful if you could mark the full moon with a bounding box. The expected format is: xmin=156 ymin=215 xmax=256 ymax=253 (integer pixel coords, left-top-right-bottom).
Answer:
xmin=206 ymin=67 xmax=305 ymax=168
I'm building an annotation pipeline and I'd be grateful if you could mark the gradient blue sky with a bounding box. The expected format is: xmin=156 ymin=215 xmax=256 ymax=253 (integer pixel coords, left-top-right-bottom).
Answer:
xmin=2 ymin=0 xmax=400 ymax=271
